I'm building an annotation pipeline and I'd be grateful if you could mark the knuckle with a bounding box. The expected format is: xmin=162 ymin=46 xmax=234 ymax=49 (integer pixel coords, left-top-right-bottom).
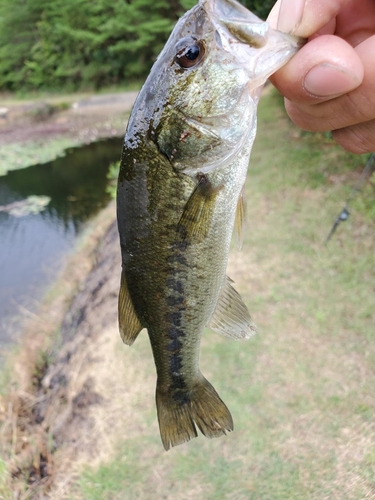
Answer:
xmin=285 ymin=101 xmax=315 ymax=131
xmin=332 ymin=123 xmax=375 ymax=154
xmin=285 ymin=100 xmax=329 ymax=132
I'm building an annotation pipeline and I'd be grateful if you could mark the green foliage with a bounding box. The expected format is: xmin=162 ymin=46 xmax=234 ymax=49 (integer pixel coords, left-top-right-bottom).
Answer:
xmin=241 ymin=0 xmax=275 ymax=19
xmin=0 ymin=0 xmax=275 ymax=92
xmin=106 ymin=161 xmax=120 ymax=198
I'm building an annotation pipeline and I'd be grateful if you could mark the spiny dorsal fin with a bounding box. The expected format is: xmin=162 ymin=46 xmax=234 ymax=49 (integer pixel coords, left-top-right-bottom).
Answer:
xmin=118 ymin=269 xmax=143 ymax=345
xmin=234 ymin=186 xmax=247 ymax=250
xmin=209 ymin=276 xmax=257 ymax=340
xmin=177 ymin=174 xmax=222 ymax=244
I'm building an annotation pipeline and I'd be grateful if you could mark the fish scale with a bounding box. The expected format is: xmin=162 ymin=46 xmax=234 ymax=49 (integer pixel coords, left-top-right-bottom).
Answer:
xmin=117 ymin=0 xmax=303 ymax=450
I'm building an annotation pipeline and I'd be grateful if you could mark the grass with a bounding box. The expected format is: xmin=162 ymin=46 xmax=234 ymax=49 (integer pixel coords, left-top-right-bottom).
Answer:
xmin=0 ymin=459 xmax=12 ymax=500
xmin=70 ymin=89 xmax=375 ymax=499
xmin=4 ymin=88 xmax=374 ymax=500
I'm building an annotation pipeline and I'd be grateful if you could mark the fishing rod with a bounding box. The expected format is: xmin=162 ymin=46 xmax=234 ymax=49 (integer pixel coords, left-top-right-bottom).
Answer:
xmin=325 ymin=153 xmax=375 ymax=244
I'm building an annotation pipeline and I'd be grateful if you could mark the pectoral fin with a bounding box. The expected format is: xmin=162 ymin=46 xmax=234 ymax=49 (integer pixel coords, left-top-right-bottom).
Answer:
xmin=209 ymin=276 xmax=257 ymax=340
xmin=118 ymin=269 xmax=143 ymax=345
xmin=234 ymin=186 xmax=247 ymax=250
xmin=177 ymin=174 xmax=221 ymax=243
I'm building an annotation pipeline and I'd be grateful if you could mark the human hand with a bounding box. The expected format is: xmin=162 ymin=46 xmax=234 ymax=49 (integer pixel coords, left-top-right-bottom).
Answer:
xmin=268 ymin=0 xmax=375 ymax=153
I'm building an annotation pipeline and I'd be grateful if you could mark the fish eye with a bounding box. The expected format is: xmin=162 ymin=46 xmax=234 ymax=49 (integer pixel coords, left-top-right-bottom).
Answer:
xmin=175 ymin=37 xmax=205 ymax=69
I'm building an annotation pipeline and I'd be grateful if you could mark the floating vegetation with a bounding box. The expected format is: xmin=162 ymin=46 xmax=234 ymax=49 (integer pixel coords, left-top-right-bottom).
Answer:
xmin=0 ymin=195 xmax=51 ymax=217
xmin=0 ymin=138 xmax=82 ymax=176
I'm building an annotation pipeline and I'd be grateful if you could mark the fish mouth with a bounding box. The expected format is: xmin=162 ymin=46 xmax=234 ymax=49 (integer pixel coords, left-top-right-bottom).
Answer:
xmin=201 ymin=0 xmax=305 ymax=82
xmin=203 ymin=0 xmax=263 ymax=25
xmin=202 ymin=0 xmax=269 ymax=47
xmin=277 ymin=30 xmax=306 ymax=49
xmin=202 ymin=0 xmax=305 ymax=49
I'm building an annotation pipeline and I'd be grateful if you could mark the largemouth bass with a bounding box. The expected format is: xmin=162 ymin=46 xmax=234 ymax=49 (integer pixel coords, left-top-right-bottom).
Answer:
xmin=117 ymin=0 xmax=302 ymax=450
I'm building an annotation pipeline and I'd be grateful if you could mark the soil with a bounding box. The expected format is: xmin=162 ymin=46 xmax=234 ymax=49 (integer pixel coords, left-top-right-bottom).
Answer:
xmin=0 ymin=91 xmax=138 ymax=145
xmin=0 ymin=93 xmax=139 ymax=498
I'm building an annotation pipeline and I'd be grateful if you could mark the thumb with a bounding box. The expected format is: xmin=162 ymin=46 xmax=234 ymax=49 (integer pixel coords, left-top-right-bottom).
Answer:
xmin=269 ymin=34 xmax=363 ymax=103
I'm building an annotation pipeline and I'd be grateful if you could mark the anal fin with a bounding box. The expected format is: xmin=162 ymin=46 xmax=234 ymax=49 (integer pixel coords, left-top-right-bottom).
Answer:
xmin=209 ymin=276 xmax=257 ymax=340
xmin=118 ymin=269 xmax=143 ymax=345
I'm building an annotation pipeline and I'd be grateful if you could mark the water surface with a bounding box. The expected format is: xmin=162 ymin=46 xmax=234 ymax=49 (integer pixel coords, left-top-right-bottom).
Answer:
xmin=0 ymin=137 xmax=123 ymax=355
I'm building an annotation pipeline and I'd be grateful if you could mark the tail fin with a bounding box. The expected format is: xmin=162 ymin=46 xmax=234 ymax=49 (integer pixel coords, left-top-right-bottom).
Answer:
xmin=156 ymin=377 xmax=233 ymax=450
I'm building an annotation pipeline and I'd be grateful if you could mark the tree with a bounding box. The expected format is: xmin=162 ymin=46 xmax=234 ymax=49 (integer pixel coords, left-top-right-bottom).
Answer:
xmin=0 ymin=0 xmax=276 ymax=92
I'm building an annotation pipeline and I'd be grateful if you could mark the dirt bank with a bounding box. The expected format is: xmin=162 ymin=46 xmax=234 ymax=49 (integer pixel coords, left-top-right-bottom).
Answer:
xmin=0 ymin=204 xmax=122 ymax=498
xmin=0 ymin=91 xmax=138 ymax=146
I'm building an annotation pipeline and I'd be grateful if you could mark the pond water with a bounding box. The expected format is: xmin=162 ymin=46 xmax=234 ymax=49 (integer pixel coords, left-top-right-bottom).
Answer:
xmin=0 ymin=137 xmax=123 ymax=356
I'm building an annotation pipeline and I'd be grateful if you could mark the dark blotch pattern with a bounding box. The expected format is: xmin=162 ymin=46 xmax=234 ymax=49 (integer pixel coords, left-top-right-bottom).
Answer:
xmin=166 ymin=253 xmax=188 ymax=265
xmin=168 ymin=311 xmax=182 ymax=326
xmin=169 ymin=354 xmax=183 ymax=374
xmin=172 ymin=390 xmax=190 ymax=405
xmin=168 ymin=337 xmax=183 ymax=351
xmin=169 ymin=280 xmax=184 ymax=294
xmin=167 ymin=295 xmax=185 ymax=307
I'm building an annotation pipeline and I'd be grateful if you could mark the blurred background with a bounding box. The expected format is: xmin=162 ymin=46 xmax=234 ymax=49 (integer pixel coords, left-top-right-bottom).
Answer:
xmin=0 ymin=0 xmax=274 ymax=92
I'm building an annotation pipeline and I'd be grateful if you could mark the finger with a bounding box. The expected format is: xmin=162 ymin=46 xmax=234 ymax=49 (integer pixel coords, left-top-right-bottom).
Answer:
xmin=310 ymin=18 xmax=336 ymax=39
xmin=267 ymin=1 xmax=282 ymax=28
xmin=332 ymin=120 xmax=375 ymax=154
xmin=269 ymin=35 xmax=364 ymax=104
xmin=283 ymin=35 xmax=375 ymax=132
xmin=268 ymin=0 xmax=352 ymax=37
xmin=335 ymin=0 xmax=375 ymax=46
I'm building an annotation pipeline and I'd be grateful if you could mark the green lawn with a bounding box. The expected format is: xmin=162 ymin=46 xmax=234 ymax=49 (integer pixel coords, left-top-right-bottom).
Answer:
xmin=18 ymin=88 xmax=375 ymax=499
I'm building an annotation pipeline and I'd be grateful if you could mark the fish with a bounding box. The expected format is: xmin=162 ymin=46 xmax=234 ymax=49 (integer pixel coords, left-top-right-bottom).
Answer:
xmin=117 ymin=0 xmax=303 ymax=450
